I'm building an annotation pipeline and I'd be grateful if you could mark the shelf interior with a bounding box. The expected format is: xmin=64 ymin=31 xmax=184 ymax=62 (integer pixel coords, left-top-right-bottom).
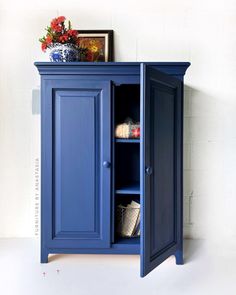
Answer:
xmin=114 ymin=84 xmax=140 ymax=125
xmin=115 ymin=143 xmax=140 ymax=190
xmin=113 ymin=84 xmax=141 ymax=245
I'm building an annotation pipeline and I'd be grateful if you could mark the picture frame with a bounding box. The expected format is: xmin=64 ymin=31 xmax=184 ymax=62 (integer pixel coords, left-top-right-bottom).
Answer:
xmin=77 ymin=30 xmax=114 ymax=62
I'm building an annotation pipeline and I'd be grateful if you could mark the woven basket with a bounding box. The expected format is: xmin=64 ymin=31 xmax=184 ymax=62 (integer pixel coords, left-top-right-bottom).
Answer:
xmin=116 ymin=205 xmax=140 ymax=238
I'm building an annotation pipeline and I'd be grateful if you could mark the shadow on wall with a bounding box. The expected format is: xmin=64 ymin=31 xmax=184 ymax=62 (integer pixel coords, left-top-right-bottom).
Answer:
xmin=32 ymin=89 xmax=40 ymax=115
xmin=184 ymin=239 xmax=204 ymax=263
xmin=183 ymin=84 xmax=224 ymax=240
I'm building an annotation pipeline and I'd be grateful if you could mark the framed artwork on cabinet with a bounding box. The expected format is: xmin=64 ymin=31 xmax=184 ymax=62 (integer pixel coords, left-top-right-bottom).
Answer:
xmin=78 ymin=30 xmax=114 ymax=62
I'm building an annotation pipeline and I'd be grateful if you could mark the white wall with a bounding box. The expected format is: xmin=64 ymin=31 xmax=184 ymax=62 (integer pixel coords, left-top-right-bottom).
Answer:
xmin=0 ymin=0 xmax=236 ymax=240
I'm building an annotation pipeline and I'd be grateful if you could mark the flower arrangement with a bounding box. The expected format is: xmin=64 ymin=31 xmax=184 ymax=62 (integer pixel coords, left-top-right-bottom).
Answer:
xmin=39 ymin=16 xmax=78 ymax=51
xmin=39 ymin=16 xmax=87 ymax=61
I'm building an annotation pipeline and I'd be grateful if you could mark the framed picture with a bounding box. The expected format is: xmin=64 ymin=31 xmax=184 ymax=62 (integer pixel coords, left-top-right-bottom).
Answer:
xmin=78 ymin=30 xmax=114 ymax=62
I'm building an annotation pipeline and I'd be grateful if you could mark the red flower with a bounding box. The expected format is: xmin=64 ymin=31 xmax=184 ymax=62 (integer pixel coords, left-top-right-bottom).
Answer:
xmin=41 ymin=42 xmax=47 ymax=52
xmin=45 ymin=35 xmax=52 ymax=44
xmin=68 ymin=29 xmax=78 ymax=37
xmin=132 ymin=127 xmax=140 ymax=138
xmin=50 ymin=17 xmax=63 ymax=33
xmin=51 ymin=18 xmax=57 ymax=27
xmin=54 ymin=25 xmax=63 ymax=33
xmin=51 ymin=16 xmax=65 ymax=27
xmin=59 ymin=34 xmax=69 ymax=43
xmin=50 ymin=19 xmax=63 ymax=32
xmin=57 ymin=16 xmax=65 ymax=23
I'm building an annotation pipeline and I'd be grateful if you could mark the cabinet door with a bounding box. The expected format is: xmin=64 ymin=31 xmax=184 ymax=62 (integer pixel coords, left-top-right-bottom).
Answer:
xmin=140 ymin=64 xmax=182 ymax=277
xmin=42 ymin=79 xmax=111 ymax=249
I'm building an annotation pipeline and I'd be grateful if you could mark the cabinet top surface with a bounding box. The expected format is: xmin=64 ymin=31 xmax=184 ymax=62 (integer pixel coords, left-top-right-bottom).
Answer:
xmin=34 ymin=61 xmax=190 ymax=77
xmin=35 ymin=61 xmax=190 ymax=66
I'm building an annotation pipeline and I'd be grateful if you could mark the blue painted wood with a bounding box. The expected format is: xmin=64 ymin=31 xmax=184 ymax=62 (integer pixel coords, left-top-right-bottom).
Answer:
xmin=115 ymin=237 xmax=140 ymax=245
xmin=115 ymin=139 xmax=140 ymax=143
xmin=41 ymin=248 xmax=48 ymax=263
xmin=47 ymin=245 xmax=140 ymax=255
xmin=42 ymin=75 xmax=140 ymax=86
xmin=35 ymin=62 xmax=190 ymax=273
xmin=41 ymin=78 xmax=111 ymax=255
xmin=34 ymin=62 xmax=190 ymax=80
xmin=140 ymin=64 xmax=183 ymax=277
xmin=175 ymin=249 xmax=184 ymax=265
xmin=40 ymin=74 xmax=53 ymax=264
xmin=111 ymin=84 xmax=116 ymax=244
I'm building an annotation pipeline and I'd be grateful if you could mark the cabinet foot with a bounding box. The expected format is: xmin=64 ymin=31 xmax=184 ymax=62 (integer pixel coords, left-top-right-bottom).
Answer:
xmin=41 ymin=249 xmax=48 ymax=263
xmin=175 ymin=249 xmax=184 ymax=265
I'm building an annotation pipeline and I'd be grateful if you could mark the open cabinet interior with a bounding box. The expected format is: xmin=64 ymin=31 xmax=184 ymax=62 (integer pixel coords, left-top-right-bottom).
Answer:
xmin=113 ymin=84 xmax=141 ymax=247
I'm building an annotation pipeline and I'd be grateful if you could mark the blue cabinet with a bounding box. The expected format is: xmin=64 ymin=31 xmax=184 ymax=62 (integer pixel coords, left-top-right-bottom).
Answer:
xmin=35 ymin=62 xmax=190 ymax=277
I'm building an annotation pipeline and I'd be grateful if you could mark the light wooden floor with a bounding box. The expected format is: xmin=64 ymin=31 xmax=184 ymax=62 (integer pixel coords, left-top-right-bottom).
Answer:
xmin=0 ymin=238 xmax=236 ymax=295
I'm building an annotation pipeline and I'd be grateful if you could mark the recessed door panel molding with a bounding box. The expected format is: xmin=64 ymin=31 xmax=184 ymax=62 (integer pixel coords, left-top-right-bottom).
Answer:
xmin=54 ymin=90 xmax=100 ymax=237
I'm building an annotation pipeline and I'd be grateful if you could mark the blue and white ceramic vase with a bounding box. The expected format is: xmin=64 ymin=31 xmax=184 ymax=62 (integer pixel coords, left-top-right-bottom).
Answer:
xmin=49 ymin=43 xmax=79 ymax=62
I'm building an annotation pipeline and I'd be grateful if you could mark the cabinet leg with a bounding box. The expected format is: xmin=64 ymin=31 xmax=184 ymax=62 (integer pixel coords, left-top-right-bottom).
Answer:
xmin=175 ymin=249 xmax=184 ymax=265
xmin=41 ymin=249 xmax=48 ymax=263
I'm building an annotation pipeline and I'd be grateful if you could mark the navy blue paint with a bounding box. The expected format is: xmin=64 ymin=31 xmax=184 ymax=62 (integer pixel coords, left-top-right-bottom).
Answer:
xmin=140 ymin=64 xmax=183 ymax=277
xmin=111 ymin=83 xmax=116 ymax=244
xmin=40 ymin=78 xmax=111 ymax=261
xmin=115 ymin=139 xmax=140 ymax=143
xmin=35 ymin=62 xmax=190 ymax=276
xmin=35 ymin=62 xmax=190 ymax=79
xmin=47 ymin=243 xmax=140 ymax=255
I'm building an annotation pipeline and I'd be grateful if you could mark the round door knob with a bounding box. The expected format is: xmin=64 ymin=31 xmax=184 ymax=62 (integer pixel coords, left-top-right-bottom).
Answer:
xmin=145 ymin=166 xmax=153 ymax=175
xmin=103 ymin=161 xmax=111 ymax=168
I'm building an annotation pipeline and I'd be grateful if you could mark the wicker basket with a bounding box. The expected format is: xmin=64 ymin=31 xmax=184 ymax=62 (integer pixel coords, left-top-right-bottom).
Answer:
xmin=116 ymin=205 xmax=140 ymax=238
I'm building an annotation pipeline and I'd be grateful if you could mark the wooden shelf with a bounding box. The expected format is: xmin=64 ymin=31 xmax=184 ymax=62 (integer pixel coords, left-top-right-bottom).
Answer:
xmin=115 ymin=237 xmax=140 ymax=245
xmin=115 ymin=183 xmax=140 ymax=195
xmin=115 ymin=138 xmax=140 ymax=143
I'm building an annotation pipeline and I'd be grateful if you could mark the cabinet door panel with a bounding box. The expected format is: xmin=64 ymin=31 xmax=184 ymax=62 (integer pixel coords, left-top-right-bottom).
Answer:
xmin=42 ymin=79 xmax=111 ymax=249
xmin=140 ymin=65 xmax=182 ymax=276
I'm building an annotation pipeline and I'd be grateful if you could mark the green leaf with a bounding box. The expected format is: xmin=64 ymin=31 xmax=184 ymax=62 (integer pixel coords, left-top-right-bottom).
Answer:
xmin=39 ymin=36 xmax=46 ymax=43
